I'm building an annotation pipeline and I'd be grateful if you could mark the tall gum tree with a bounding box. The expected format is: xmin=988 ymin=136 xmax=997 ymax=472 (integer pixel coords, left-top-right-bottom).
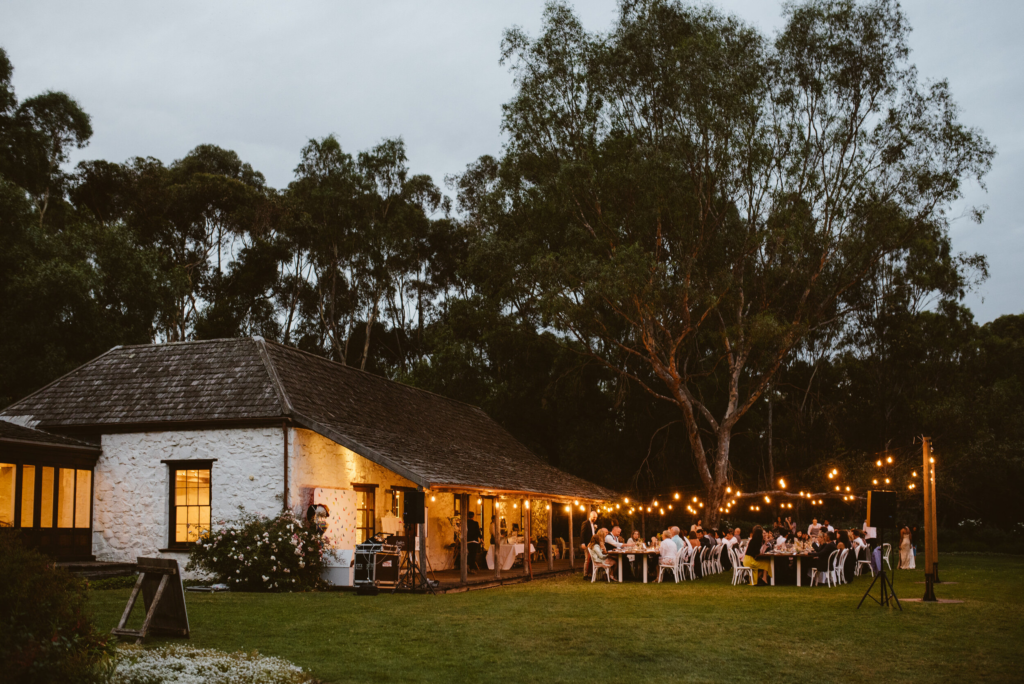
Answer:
xmin=461 ymin=0 xmax=993 ymax=526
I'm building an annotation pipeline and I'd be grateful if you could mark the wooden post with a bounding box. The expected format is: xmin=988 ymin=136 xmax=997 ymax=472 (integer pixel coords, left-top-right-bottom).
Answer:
xmin=459 ymin=493 xmax=469 ymax=585
xmin=921 ymin=437 xmax=937 ymax=601
xmin=525 ymin=498 xmax=533 ymax=580
xmin=493 ymin=497 xmax=501 ymax=580
xmin=568 ymin=503 xmax=574 ymax=569
xmin=547 ymin=500 xmax=554 ymax=571
xmin=929 ymin=450 xmax=940 ymax=583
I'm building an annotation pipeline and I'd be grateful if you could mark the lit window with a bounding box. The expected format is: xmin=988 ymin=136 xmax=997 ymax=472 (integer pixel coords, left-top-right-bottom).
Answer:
xmin=168 ymin=465 xmax=212 ymax=546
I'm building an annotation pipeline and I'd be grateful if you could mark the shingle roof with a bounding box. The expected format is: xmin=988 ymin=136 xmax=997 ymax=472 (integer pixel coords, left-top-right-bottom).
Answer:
xmin=1 ymin=338 xmax=614 ymax=501
xmin=0 ymin=419 xmax=100 ymax=450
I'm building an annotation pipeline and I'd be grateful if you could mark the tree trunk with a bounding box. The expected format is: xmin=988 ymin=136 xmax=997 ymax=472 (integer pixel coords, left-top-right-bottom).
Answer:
xmin=360 ymin=294 xmax=380 ymax=371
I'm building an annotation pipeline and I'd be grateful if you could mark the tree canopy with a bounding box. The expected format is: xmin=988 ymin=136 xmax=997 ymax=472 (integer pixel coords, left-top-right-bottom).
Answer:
xmin=0 ymin=2 xmax=1019 ymax=529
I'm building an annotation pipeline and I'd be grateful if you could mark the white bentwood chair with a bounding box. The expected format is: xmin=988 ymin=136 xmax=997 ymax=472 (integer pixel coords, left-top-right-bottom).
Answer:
xmin=730 ymin=547 xmax=753 ymax=586
xmin=657 ymin=549 xmax=680 ymax=583
xmin=810 ymin=550 xmax=840 ymax=587
xmin=589 ymin=549 xmax=613 ymax=583
xmin=882 ymin=543 xmax=893 ymax=572
xmin=836 ymin=548 xmax=850 ymax=585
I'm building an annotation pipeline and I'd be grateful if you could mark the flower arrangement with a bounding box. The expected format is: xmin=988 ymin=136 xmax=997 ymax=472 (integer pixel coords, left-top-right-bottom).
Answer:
xmin=187 ymin=509 xmax=326 ymax=592
xmin=111 ymin=644 xmax=315 ymax=684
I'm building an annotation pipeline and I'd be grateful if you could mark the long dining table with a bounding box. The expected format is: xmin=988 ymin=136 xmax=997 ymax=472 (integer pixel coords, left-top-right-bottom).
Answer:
xmin=758 ymin=551 xmax=819 ymax=586
xmin=605 ymin=548 xmax=662 ymax=583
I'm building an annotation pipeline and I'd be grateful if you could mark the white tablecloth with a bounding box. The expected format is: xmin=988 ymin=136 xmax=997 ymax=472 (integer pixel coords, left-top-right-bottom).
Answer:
xmin=486 ymin=543 xmax=536 ymax=570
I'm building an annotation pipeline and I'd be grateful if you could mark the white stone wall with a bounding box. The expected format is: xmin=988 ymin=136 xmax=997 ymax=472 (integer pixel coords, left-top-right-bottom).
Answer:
xmin=288 ymin=429 xmax=456 ymax=570
xmin=93 ymin=427 xmax=284 ymax=565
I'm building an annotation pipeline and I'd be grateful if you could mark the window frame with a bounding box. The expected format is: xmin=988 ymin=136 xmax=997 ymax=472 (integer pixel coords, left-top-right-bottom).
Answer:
xmin=163 ymin=459 xmax=216 ymax=551
xmin=353 ymin=483 xmax=378 ymax=544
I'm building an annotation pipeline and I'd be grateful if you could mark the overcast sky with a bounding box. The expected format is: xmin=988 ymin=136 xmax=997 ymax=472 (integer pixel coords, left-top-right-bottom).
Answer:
xmin=3 ymin=1 xmax=1020 ymax=322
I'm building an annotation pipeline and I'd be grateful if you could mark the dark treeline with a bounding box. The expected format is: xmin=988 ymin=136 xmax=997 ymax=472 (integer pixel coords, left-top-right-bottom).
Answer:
xmin=0 ymin=0 xmax=1021 ymax=528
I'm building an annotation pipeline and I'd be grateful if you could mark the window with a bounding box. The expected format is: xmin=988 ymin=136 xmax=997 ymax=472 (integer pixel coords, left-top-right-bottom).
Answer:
xmin=0 ymin=463 xmax=14 ymax=526
xmin=355 ymin=485 xmax=376 ymax=544
xmin=165 ymin=461 xmax=213 ymax=549
xmin=20 ymin=465 xmax=35 ymax=527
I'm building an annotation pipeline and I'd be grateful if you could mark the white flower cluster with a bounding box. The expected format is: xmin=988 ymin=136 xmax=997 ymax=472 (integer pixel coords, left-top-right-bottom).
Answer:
xmin=111 ymin=644 xmax=314 ymax=684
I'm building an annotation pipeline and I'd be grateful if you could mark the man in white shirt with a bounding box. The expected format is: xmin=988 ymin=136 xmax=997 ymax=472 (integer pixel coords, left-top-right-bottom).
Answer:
xmin=824 ymin=519 xmax=835 ymax=533
xmin=605 ymin=525 xmax=624 ymax=550
xmin=659 ymin=530 xmax=678 ymax=565
xmin=723 ymin=530 xmax=738 ymax=548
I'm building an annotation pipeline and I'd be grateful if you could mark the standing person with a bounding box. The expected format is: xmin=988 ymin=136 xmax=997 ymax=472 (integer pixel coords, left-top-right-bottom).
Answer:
xmin=580 ymin=510 xmax=599 ymax=576
xmin=466 ymin=511 xmax=482 ymax=573
xmin=808 ymin=518 xmax=821 ymax=539
xmin=691 ymin=519 xmax=703 ymax=533
xmin=899 ymin=526 xmax=916 ymax=569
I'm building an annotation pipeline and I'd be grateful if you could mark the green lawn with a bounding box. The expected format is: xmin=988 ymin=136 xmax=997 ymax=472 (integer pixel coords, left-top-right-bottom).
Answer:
xmin=89 ymin=554 xmax=1023 ymax=683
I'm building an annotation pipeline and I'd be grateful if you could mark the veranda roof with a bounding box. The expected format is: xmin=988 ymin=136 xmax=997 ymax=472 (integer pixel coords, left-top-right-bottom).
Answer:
xmin=0 ymin=338 xmax=615 ymax=502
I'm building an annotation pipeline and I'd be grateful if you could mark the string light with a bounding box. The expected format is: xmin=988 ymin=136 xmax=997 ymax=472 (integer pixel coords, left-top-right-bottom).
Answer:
xmin=668 ymin=505 xmax=673 ymax=510
xmin=431 ymin=496 xmax=436 ymax=502
xmin=653 ymin=500 xmax=659 ymax=507
xmin=876 ymin=460 xmax=883 ymax=467
xmin=835 ymin=486 xmax=840 ymax=491
xmin=660 ymin=509 xmax=665 ymax=515
xmin=828 ymin=473 xmax=834 ymax=479
xmin=887 ymin=456 xmax=893 ymax=464
xmin=545 ymin=504 xmax=550 ymax=510
xmin=726 ymin=487 xmax=732 ymax=493
xmin=872 ymin=479 xmax=878 ymax=485
xmin=779 ymin=478 xmax=787 ymax=489
xmin=845 ymin=486 xmax=850 ymax=492
xmin=693 ymin=497 xmax=698 ymax=503
xmin=764 ymin=496 xmax=771 ymax=504
xmin=885 ymin=478 xmax=891 ymax=484
xmin=477 ymin=498 xmax=482 ymax=504
xmin=674 ymin=493 xmax=680 ymax=500
xmin=912 ymin=472 xmax=918 ymax=478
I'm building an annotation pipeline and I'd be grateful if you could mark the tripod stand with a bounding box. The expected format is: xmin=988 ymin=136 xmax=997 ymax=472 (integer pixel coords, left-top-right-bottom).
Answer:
xmin=392 ymin=529 xmax=435 ymax=595
xmin=857 ymin=529 xmax=901 ymax=610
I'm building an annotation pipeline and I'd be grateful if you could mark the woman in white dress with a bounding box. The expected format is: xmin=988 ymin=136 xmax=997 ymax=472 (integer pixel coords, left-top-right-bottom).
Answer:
xmin=898 ymin=526 xmax=915 ymax=569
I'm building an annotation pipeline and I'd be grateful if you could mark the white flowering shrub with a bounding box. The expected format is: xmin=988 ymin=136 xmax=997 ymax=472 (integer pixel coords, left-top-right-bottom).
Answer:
xmin=186 ymin=511 xmax=325 ymax=592
xmin=111 ymin=644 xmax=317 ymax=684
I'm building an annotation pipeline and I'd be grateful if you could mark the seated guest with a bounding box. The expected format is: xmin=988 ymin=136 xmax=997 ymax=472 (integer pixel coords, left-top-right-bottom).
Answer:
xmin=742 ymin=526 xmax=772 ymax=586
xmin=628 ymin=530 xmax=642 ymax=546
xmin=699 ymin=529 xmax=714 ymax=550
xmin=588 ymin=528 xmax=618 ymax=579
xmin=671 ymin=526 xmax=685 ymax=552
xmin=658 ymin=529 xmax=678 ymax=581
xmin=723 ymin=530 xmax=738 ymax=548
xmin=776 ymin=530 xmax=788 ymax=546
xmin=806 ymin=531 xmax=837 ymax=583
xmin=605 ymin=525 xmax=624 ymax=550
xmin=687 ymin=531 xmax=699 ymax=548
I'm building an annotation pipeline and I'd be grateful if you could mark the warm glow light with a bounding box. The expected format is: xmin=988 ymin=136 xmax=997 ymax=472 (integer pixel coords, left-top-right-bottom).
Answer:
xmin=845 ymin=486 xmax=850 ymax=492
xmin=876 ymin=460 xmax=883 ymax=467
xmin=579 ymin=505 xmax=585 ymax=511
xmin=779 ymin=478 xmax=787 ymax=488
xmin=660 ymin=509 xmax=665 ymax=515
xmin=828 ymin=473 xmax=834 ymax=479
xmin=912 ymin=472 xmax=918 ymax=477
xmin=873 ymin=479 xmax=878 ymax=485
xmin=430 ymin=496 xmax=436 ymax=502
xmin=693 ymin=497 xmax=698 ymax=503
xmin=513 ymin=503 xmax=517 ymax=508
xmin=764 ymin=496 xmax=771 ymax=504
xmin=653 ymin=501 xmax=659 ymax=507
xmin=647 ymin=507 xmax=652 ymax=512
xmin=885 ymin=478 xmax=891 ymax=484
xmin=574 ymin=500 xmax=579 ymax=505
xmin=546 ymin=504 xmax=550 ymax=510
xmin=624 ymin=498 xmax=630 ymax=503
xmin=887 ymin=456 xmax=893 ymax=463
xmin=726 ymin=487 xmax=732 ymax=493
xmin=737 ymin=491 xmax=742 ymax=496
xmin=674 ymin=493 xmax=680 ymax=500
xmin=477 ymin=499 xmax=482 ymax=504
xmin=929 ymin=457 xmax=935 ymax=463
xmin=668 ymin=505 xmax=673 ymax=510
xmin=835 ymin=486 xmax=840 ymax=491
xmin=616 ymin=504 xmax=620 ymax=509
xmin=699 ymin=503 xmax=704 ymax=508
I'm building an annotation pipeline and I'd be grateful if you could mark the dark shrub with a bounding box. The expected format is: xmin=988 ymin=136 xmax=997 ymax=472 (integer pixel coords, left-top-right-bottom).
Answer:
xmin=186 ymin=510 xmax=326 ymax=591
xmin=0 ymin=529 xmax=115 ymax=683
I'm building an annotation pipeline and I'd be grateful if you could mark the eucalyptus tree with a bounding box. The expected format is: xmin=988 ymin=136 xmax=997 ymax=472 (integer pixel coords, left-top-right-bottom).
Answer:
xmin=461 ymin=0 xmax=993 ymax=525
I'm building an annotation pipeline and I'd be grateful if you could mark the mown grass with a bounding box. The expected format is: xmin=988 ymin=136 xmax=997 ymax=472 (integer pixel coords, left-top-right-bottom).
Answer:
xmin=88 ymin=554 xmax=1023 ymax=683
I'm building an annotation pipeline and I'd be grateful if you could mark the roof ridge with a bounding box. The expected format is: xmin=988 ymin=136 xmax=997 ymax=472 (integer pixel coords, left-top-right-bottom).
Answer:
xmin=260 ymin=338 xmax=495 ymax=415
xmin=253 ymin=337 xmax=293 ymax=415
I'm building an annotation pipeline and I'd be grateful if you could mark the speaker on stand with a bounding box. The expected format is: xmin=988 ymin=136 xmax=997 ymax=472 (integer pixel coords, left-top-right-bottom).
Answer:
xmin=394 ymin=490 xmax=435 ymax=594
xmin=858 ymin=490 xmax=901 ymax=610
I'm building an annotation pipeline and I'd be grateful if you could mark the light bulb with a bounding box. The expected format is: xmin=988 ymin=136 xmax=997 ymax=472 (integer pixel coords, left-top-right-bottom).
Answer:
xmin=674 ymin=493 xmax=680 ymax=500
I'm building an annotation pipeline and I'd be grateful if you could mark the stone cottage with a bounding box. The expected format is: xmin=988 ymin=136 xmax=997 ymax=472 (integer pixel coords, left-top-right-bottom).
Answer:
xmin=0 ymin=338 xmax=613 ymax=576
